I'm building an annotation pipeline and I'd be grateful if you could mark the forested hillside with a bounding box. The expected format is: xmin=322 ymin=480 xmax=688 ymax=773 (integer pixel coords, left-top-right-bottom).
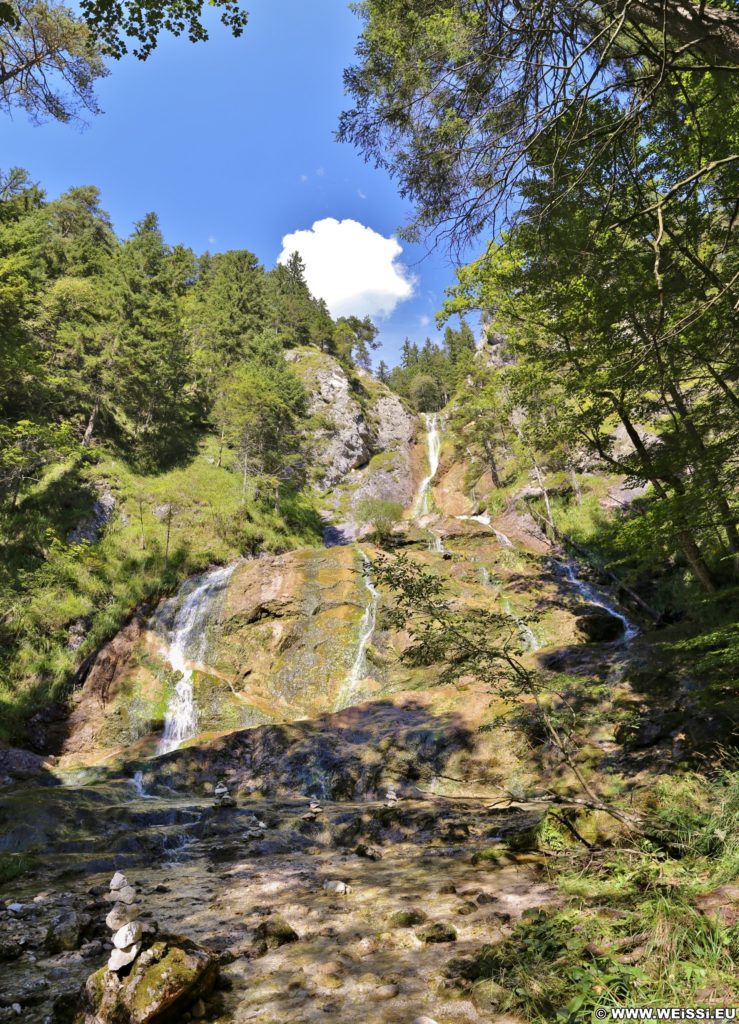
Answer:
xmin=0 ymin=171 xmax=381 ymax=737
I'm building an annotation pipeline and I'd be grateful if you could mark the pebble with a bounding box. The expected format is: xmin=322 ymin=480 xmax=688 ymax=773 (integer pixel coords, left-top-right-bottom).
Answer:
xmin=372 ymin=984 xmax=399 ymax=1000
xmin=109 ymin=872 xmax=128 ymax=891
xmin=412 ymin=1018 xmax=440 ymax=1024
xmin=323 ymin=880 xmax=351 ymax=895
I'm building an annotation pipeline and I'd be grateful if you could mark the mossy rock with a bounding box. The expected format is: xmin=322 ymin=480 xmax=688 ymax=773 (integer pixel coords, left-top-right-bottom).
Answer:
xmin=254 ymin=914 xmax=299 ymax=951
xmin=389 ymin=908 xmax=427 ymax=928
xmin=84 ymin=935 xmax=218 ymax=1023
xmin=416 ymin=921 xmax=457 ymax=943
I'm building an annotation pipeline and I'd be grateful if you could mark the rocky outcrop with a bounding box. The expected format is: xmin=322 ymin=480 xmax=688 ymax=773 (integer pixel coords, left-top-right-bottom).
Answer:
xmin=67 ymin=490 xmax=116 ymax=546
xmin=147 ymin=698 xmax=476 ymax=800
xmin=288 ymin=349 xmax=374 ymax=490
xmin=57 ymin=612 xmax=147 ymax=759
xmin=287 ymin=349 xmax=417 ymax=520
xmin=84 ymin=936 xmax=218 ymax=1024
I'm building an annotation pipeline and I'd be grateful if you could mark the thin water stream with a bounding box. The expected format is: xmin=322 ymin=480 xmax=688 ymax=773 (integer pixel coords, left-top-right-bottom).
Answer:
xmin=154 ymin=563 xmax=236 ymax=754
xmin=335 ymin=552 xmax=380 ymax=711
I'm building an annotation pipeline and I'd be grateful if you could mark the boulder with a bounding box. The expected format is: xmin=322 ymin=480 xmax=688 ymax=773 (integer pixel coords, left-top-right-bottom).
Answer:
xmin=45 ymin=910 xmax=89 ymax=954
xmin=575 ymin=609 xmax=624 ymax=643
xmin=253 ymin=915 xmax=299 ymax=951
xmin=416 ymin=921 xmax=457 ymax=944
xmin=84 ymin=936 xmax=218 ymax=1024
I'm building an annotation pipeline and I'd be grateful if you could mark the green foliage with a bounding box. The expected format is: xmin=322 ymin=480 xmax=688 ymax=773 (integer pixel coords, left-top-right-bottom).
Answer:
xmin=0 ymin=0 xmax=107 ymax=122
xmin=77 ymin=0 xmax=248 ymax=60
xmin=0 ymin=170 xmax=367 ymax=740
xmin=384 ymin=320 xmax=476 ymax=409
xmin=356 ymin=496 xmax=403 ymax=543
xmin=470 ymin=769 xmax=739 ymax=1019
xmin=340 ymin=0 xmax=738 ymax=243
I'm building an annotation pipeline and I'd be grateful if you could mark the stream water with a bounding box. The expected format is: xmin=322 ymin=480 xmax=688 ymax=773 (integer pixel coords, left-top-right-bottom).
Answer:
xmin=335 ymin=552 xmax=380 ymax=711
xmin=560 ymin=560 xmax=639 ymax=641
xmin=154 ymin=563 xmax=236 ymax=754
xmin=414 ymin=412 xmax=441 ymax=518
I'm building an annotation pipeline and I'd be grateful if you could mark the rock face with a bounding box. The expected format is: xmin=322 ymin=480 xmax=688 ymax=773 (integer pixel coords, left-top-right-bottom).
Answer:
xmin=56 ymin=612 xmax=146 ymax=758
xmin=288 ymin=349 xmax=374 ymax=490
xmin=84 ymin=936 xmax=218 ymax=1024
xmin=67 ymin=490 xmax=116 ymax=546
xmin=287 ymin=348 xmax=417 ymax=538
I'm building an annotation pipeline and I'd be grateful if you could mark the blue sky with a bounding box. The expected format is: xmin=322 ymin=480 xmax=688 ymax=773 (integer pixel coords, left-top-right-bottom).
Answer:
xmin=2 ymin=0 xmax=476 ymax=365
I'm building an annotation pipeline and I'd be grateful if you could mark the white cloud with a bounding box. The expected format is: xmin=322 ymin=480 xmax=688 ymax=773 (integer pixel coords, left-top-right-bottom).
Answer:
xmin=277 ymin=217 xmax=416 ymax=320
xmin=300 ymin=174 xmax=308 ymax=183
xmin=419 ymin=314 xmax=431 ymax=327
xmin=357 ymin=188 xmax=367 ymax=200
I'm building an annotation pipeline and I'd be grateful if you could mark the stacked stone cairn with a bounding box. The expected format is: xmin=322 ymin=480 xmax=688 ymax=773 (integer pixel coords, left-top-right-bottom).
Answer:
xmin=214 ymin=781 xmax=236 ymax=808
xmin=384 ymin=787 xmax=399 ymax=806
xmin=243 ymin=813 xmax=266 ymax=840
xmin=301 ymin=799 xmax=322 ymax=822
xmin=104 ymin=872 xmax=144 ymax=971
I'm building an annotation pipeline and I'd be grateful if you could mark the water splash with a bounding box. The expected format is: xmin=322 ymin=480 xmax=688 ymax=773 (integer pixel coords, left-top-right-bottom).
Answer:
xmin=562 ymin=561 xmax=639 ymax=642
xmin=336 ymin=553 xmax=379 ymax=711
xmin=154 ymin=564 xmax=236 ymax=755
xmin=413 ymin=413 xmax=442 ymax=518
xmin=429 ymin=531 xmax=445 ymax=555
xmin=128 ymin=770 xmax=154 ymax=799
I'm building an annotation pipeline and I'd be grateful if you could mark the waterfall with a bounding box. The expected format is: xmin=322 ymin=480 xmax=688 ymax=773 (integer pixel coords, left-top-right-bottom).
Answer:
xmin=128 ymin=770 xmax=153 ymax=799
xmin=456 ymin=514 xmax=514 ymax=548
xmin=413 ymin=413 xmax=442 ymax=518
xmin=336 ymin=553 xmax=379 ymax=711
xmin=562 ymin=561 xmax=639 ymax=641
xmin=154 ymin=563 xmax=235 ymax=755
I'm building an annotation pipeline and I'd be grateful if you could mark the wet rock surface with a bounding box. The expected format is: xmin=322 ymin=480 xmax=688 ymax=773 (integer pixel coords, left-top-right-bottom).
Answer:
xmin=0 ymin=786 xmax=551 ymax=1023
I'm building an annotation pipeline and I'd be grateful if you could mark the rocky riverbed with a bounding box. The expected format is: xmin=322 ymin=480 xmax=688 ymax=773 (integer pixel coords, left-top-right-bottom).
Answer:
xmin=0 ymin=781 xmax=552 ymax=1023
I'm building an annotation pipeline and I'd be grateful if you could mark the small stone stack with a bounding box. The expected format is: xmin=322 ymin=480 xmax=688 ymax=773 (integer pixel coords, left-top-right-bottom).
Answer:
xmin=384 ymin=787 xmax=399 ymax=806
xmin=214 ymin=782 xmax=236 ymax=808
xmin=301 ymin=799 xmax=322 ymax=821
xmin=104 ymin=872 xmax=143 ymax=971
xmin=243 ymin=814 xmax=266 ymax=840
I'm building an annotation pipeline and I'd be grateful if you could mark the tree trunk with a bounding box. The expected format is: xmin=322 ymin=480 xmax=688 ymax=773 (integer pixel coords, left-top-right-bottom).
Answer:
xmin=608 ymin=398 xmax=718 ymax=592
xmin=613 ymin=0 xmax=739 ymax=65
xmin=482 ymin=440 xmax=502 ymax=487
xmin=82 ymin=398 xmax=99 ymax=447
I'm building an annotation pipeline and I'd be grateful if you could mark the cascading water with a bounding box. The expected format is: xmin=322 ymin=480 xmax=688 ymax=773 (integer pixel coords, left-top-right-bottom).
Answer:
xmin=456 ymin=514 xmax=514 ymax=548
xmin=562 ymin=561 xmax=638 ymax=642
xmin=335 ymin=553 xmax=379 ymax=711
xmin=414 ymin=413 xmax=441 ymax=518
xmin=128 ymin=770 xmax=153 ymax=799
xmin=154 ymin=563 xmax=236 ymax=755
